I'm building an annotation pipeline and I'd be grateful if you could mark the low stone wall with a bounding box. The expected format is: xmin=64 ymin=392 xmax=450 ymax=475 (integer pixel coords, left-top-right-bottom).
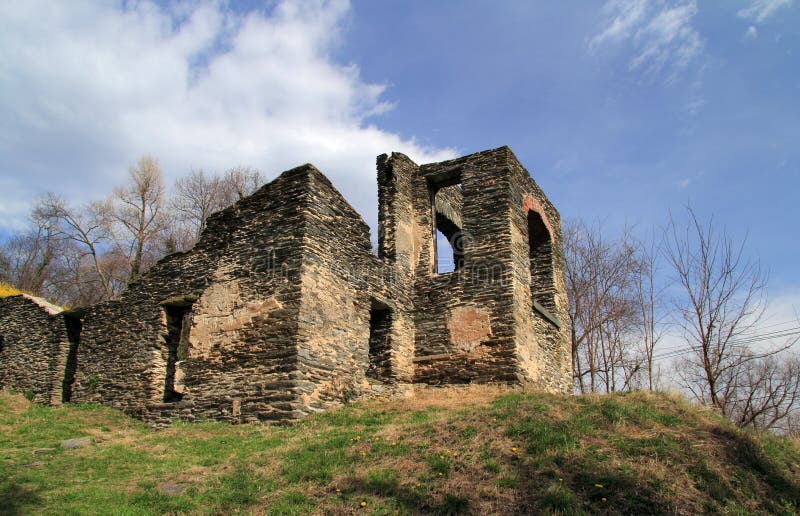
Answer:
xmin=0 ymin=294 xmax=65 ymax=404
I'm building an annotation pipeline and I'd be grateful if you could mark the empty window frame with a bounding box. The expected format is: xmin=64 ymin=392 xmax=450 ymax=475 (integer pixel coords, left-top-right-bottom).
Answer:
xmin=528 ymin=210 xmax=556 ymax=316
xmin=432 ymin=182 xmax=465 ymax=274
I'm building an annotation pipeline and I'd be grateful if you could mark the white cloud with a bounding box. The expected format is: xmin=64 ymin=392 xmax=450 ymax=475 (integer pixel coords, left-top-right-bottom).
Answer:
xmin=553 ymin=156 xmax=579 ymax=176
xmin=738 ymin=0 xmax=793 ymax=23
xmin=684 ymin=96 xmax=706 ymax=116
xmin=746 ymin=25 xmax=759 ymax=38
xmin=590 ymin=0 xmax=703 ymax=80
xmin=0 ymin=0 xmax=455 ymax=236
xmin=590 ymin=0 xmax=649 ymax=47
xmin=763 ymin=288 xmax=800 ymax=325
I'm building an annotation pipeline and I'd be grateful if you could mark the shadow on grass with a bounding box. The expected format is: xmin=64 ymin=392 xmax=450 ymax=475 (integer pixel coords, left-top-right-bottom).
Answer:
xmin=513 ymin=459 xmax=677 ymax=515
xmin=341 ymin=475 xmax=470 ymax=515
xmin=0 ymin=478 xmax=41 ymax=516
xmin=715 ymin=427 xmax=800 ymax=510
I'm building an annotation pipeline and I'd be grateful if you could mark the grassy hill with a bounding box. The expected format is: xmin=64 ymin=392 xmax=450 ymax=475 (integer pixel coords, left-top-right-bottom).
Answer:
xmin=1 ymin=387 xmax=798 ymax=515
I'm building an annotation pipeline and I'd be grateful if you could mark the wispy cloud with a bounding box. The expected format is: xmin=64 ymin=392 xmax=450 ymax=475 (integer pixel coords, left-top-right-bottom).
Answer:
xmin=684 ymin=96 xmax=706 ymax=116
xmin=590 ymin=0 xmax=703 ymax=80
xmin=738 ymin=0 xmax=793 ymax=23
xmin=590 ymin=0 xmax=649 ymax=47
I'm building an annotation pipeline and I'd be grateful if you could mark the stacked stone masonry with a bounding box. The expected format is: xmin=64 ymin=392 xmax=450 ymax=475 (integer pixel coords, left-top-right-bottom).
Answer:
xmin=0 ymin=147 xmax=571 ymax=425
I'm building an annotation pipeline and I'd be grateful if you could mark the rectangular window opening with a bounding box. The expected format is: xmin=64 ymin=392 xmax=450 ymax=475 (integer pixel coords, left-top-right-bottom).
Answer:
xmin=367 ymin=300 xmax=393 ymax=381
xmin=163 ymin=304 xmax=192 ymax=402
xmin=62 ymin=315 xmax=82 ymax=403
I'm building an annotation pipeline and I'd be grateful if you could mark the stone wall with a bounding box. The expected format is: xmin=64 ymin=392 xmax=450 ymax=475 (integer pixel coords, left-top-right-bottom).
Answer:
xmin=508 ymin=150 xmax=572 ymax=393
xmin=376 ymin=153 xmax=421 ymax=383
xmin=0 ymin=145 xmax=572 ymax=424
xmin=69 ymin=165 xmax=309 ymax=423
xmin=294 ymin=165 xmax=375 ymax=413
xmin=412 ymin=149 xmax=521 ymax=385
xmin=0 ymin=295 xmax=66 ymax=403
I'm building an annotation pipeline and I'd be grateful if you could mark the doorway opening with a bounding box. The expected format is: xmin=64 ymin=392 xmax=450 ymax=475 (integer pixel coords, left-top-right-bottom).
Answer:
xmin=163 ymin=304 xmax=192 ymax=402
xmin=367 ymin=299 xmax=393 ymax=381
xmin=61 ymin=314 xmax=82 ymax=403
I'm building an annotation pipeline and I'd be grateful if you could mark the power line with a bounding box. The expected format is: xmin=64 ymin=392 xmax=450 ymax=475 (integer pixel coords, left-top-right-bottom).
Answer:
xmin=650 ymin=326 xmax=800 ymax=362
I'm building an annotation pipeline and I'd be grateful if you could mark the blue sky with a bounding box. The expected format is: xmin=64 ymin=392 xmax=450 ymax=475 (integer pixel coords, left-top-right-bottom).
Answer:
xmin=0 ymin=0 xmax=798 ymax=318
xmin=339 ymin=1 xmax=799 ymax=284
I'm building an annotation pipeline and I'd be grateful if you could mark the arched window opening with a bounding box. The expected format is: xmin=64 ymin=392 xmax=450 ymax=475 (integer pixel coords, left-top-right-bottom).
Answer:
xmin=528 ymin=210 xmax=556 ymax=317
xmin=432 ymin=182 xmax=464 ymax=274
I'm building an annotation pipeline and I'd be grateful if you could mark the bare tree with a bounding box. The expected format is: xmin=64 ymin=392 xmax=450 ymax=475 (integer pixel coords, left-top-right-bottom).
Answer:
xmin=105 ymin=156 xmax=168 ymax=283
xmin=218 ymin=166 xmax=263 ymax=206
xmin=171 ymin=169 xmax=222 ymax=241
xmin=32 ymin=194 xmax=114 ymax=300
xmin=565 ymin=220 xmax=643 ymax=394
xmin=169 ymin=165 xmax=263 ymax=250
xmin=2 ymin=159 xmax=263 ymax=303
xmin=725 ymin=353 xmax=800 ymax=432
xmin=0 ymin=224 xmax=57 ymax=295
xmin=634 ymin=231 xmax=668 ymax=391
xmin=664 ymin=206 xmax=797 ymax=428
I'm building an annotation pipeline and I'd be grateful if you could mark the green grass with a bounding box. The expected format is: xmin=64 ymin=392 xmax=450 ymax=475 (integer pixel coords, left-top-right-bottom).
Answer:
xmin=0 ymin=389 xmax=798 ymax=514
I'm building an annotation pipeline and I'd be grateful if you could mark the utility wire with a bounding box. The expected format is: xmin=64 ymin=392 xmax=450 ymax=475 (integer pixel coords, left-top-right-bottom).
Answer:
xmin=650 ymin=326 xmax=800 ymax=362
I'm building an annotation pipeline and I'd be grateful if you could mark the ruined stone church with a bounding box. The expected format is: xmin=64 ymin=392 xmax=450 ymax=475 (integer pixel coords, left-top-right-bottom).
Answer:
xmin=0 ymin=147 xmax=571 ymax=425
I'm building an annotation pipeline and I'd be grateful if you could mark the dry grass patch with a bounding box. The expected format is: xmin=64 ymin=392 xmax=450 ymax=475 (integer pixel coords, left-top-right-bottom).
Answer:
xmin=390 ymin=384 xmax=515 ymax=411
xmin=0 ymin=282 xmax=22 ymax=297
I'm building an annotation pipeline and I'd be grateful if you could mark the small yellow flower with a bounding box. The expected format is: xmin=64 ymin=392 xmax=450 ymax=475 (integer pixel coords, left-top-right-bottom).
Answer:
xmin=511 ymin=447 xmax=517 ymax=452
xmin=437 ymin=472 xmax=443 ymax=476
xmin=415 ymin=483 xmax=421 ymax=488
xmin=391 ymin=441 xmax=397 ymax=446
xmin=595 ymin=483 xmax=603 ymax=488
xmin=559 ymin=478 xmax=563 ymax=482
xmin=492 ymin=417 xmax=497 ymax=422
xmin=439 ymin=455 xmax=445 ymax=459
xmin=336 ymin=488 xmax=341 ymax=493
xmin=452 ymin=452 xmax=459 ymax=457
xmin=601 ymin=497 xmax=607 ymax=502
xmin=360 ymin=501 xmax=367 ymax=507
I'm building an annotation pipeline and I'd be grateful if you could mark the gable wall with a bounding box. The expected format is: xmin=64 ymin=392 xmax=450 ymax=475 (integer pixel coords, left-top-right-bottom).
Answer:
xmin=0 ymin=295 xmax=65 ymax=403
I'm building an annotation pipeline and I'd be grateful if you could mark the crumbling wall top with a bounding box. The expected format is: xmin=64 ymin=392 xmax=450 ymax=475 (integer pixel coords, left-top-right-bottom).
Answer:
xmin=1 ymin=294 xmax=63 ymax=315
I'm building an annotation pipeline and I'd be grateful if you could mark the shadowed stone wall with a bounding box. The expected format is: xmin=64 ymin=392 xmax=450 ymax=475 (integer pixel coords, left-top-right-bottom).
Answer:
xmin=0 ymin=295 xmax=66 ymax=404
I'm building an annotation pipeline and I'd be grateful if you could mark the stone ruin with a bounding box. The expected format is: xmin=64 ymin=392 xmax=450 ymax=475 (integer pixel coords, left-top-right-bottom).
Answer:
xmin=0 ymin=146 xmax=571 ymax=425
